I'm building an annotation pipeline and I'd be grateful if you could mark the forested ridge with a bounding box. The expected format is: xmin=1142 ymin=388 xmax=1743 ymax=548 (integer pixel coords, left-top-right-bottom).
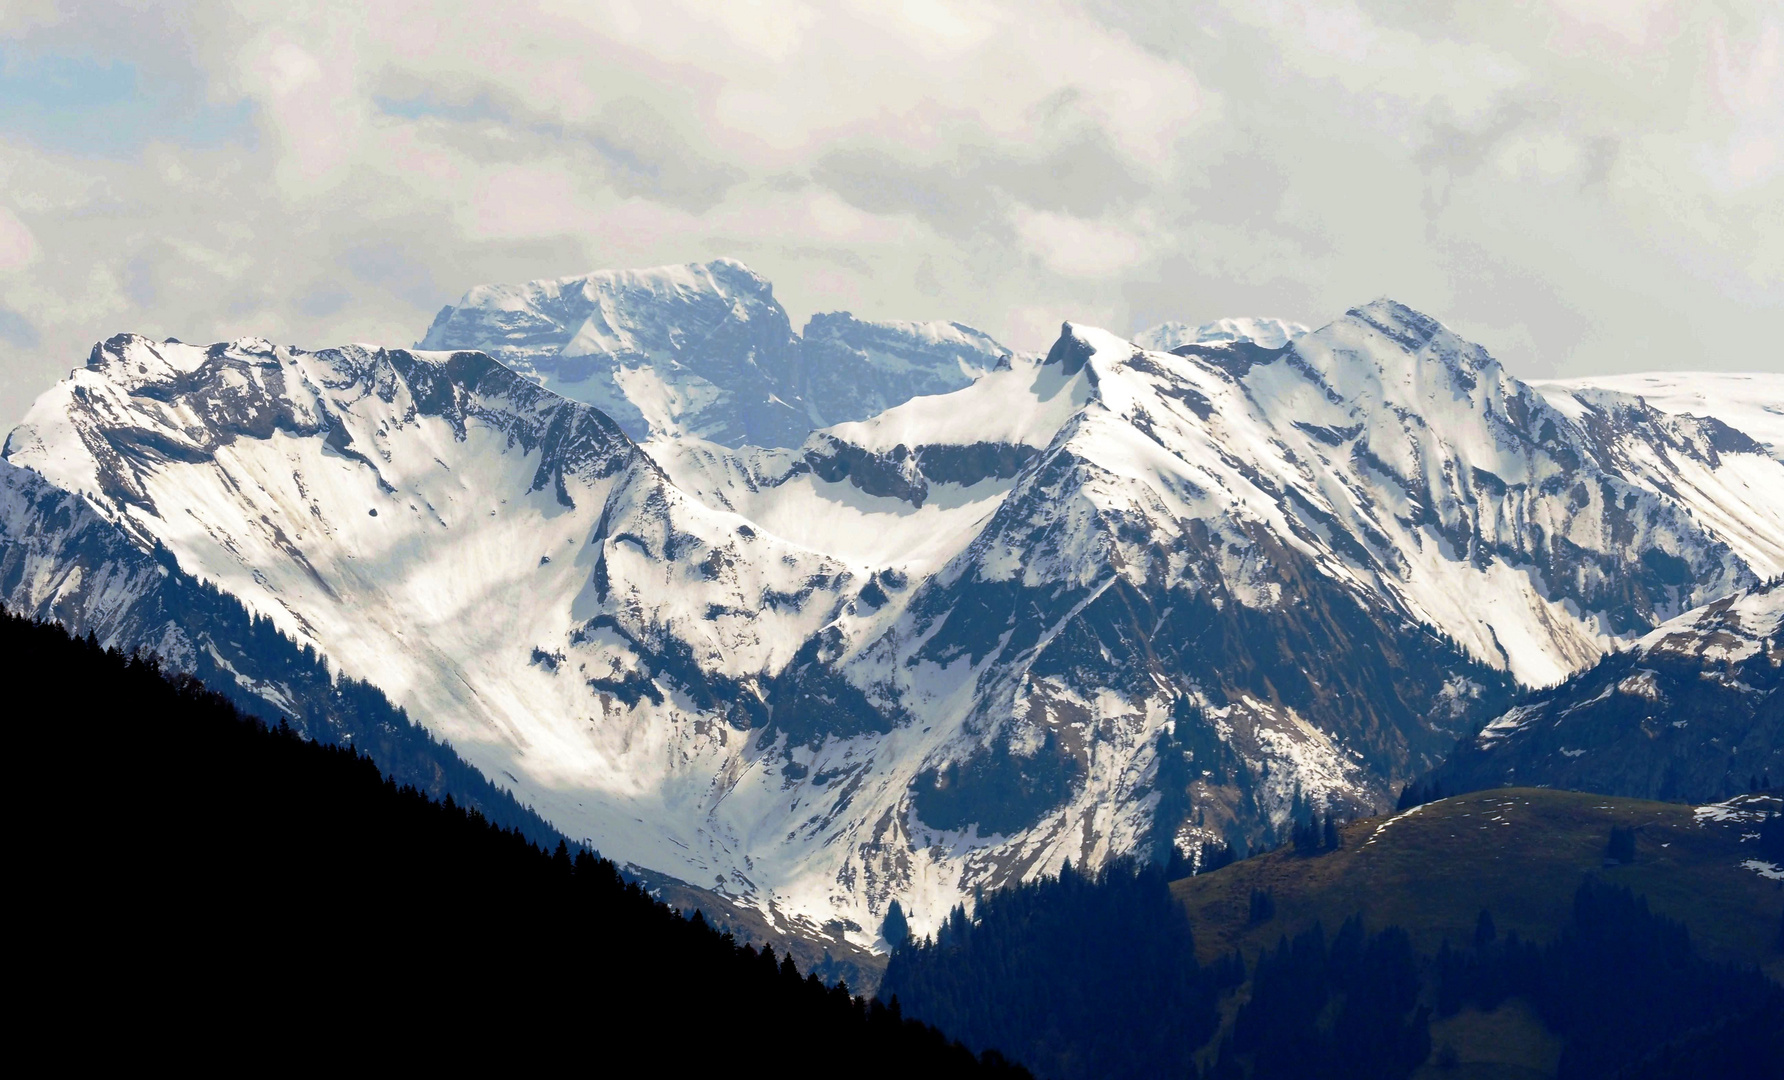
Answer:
xmin=883 ymin=848 xmax=1782 ymax=1079
xmin=5 ymin=607 xmax=1026 ymax=1074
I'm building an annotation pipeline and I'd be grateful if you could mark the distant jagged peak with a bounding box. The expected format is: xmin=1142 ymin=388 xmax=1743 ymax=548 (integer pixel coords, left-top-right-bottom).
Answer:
xmin=420 ymin=258 xmax=1028 ymax=447
xmin=422 ymin=255 xmax=793 ymax=363
xmin=1042 ymin=320 xmax=1137 ymax=377
xmin=1133 ymin=317 xmax=1308 ymax=353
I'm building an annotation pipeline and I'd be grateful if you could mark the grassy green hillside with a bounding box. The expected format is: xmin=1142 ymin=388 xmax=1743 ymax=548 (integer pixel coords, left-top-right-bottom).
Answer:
xmin=1173 ymin=788 xmax=1782 ymax=979
xmin=1172 ymin=788 xmax=1783 ymax=1077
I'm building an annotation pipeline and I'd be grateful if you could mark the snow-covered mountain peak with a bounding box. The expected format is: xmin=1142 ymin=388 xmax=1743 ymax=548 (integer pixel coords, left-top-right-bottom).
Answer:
xmin=801 ymin=312 xmax=1005 ymax=368
xmin=436 ymin=256 xmax=774 ymax=336
xmin=1304 ymin=299 xmax=1508 ymax=398
xmin=83 ymin=333 xmax=220 ymax=388
xmin=1028 ymin=303 xmax=1778 ymax=685
xmin=1134 ymin=317 xmax=1308 ymax=352
xmin=421 ymin=257 xmax=805 ymax=448
xmin=793 ymin=311 xmax=1012 ymax=430
xmin=420 ymin=259 xmax=1016 ymax=451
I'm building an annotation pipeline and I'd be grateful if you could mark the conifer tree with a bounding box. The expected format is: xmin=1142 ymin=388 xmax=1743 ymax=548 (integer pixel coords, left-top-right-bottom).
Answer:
xmin=1474 ymin=909 xmax=1497 ymax=949
xmin=882 ymin=900 xmax=910 ymax=950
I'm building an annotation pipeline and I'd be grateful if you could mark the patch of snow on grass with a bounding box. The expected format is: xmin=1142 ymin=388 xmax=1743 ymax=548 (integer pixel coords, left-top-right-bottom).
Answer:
xmin=1365 ymin=801 xmax=1432 ymax=846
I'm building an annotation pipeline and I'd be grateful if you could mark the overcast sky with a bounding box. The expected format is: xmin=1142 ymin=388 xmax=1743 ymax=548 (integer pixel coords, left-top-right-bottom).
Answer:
xmin=1 ymin=0 xmax=1779 ymax=423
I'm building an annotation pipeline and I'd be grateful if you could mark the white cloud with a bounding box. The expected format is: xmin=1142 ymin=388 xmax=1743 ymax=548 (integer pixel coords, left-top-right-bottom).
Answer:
xmin=0 ymin=206 xmax=40 ymax=271
xmin=1545 ymin=0 xmax=1677 ymax=50
xmin=1702 ymin=16 xmax=1784 ymax=192
xmin=1015 ymin=207 xmax=1147 ymax=279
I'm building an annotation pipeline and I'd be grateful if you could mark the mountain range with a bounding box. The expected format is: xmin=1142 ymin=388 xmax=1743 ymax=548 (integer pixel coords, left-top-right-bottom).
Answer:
xmin=4 ymin=257 xmax=1781 ymax=952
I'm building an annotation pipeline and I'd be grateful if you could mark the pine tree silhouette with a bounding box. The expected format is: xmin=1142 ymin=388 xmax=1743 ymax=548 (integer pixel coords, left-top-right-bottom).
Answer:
xmin=882 ymin=899 xmax=910 ymax=950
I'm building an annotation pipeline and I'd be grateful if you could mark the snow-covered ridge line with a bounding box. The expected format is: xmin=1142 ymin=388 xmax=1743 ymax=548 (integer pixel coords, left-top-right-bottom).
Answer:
xmin=1135 ymin=317 xmax=1309 ymax=352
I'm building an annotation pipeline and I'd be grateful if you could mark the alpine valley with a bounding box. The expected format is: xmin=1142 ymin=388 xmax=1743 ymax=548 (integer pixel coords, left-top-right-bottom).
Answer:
xmin=6 ymin=258 xmax=1783 ymax=955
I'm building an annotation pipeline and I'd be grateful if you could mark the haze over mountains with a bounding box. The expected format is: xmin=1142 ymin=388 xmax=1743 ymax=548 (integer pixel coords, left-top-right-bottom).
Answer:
xmin=4 ymin=258 xmax=1781 ymax=951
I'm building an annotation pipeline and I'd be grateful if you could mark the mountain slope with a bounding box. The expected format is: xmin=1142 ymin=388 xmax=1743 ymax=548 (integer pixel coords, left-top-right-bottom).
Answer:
xmin=1 ymin=334 xmax=889 ymax=933
xmin=0 ymin=455 xmax=564 ymax=844
xmin=1173 ymin=788 xmax=1784 ymax=977
xmin=1171 ymin=788 xmax=1784 ymax=1076
xmin=1531 ymin=371 xmax=1784 ymax=462
xmin=875 ymin=787 xmax=1784 ymax=1080
xmin=1428 ymin=580 xmax=1784 ymax=802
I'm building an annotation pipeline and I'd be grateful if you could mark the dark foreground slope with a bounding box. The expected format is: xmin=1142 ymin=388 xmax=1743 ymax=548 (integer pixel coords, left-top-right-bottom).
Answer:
xmin=5 ymin=608 xmax=1023 ymax=1075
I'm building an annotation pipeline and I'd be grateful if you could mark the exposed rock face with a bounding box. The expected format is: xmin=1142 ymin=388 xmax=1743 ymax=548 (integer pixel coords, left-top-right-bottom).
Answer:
xmin=1429 ymin=580 xmax=1784 ymax=802
xmin=6 ymin=287 xmax=1783 ymax=951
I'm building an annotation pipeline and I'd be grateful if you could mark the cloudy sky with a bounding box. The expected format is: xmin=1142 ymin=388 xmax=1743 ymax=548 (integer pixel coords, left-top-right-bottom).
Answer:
xmin=1 ymin=0 xmax=1779 ymax=423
